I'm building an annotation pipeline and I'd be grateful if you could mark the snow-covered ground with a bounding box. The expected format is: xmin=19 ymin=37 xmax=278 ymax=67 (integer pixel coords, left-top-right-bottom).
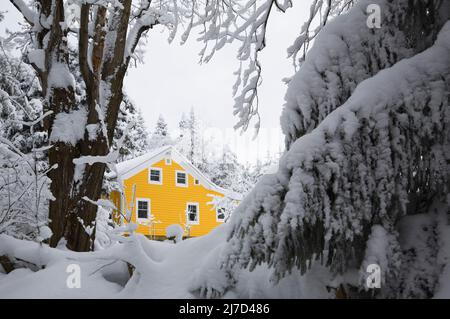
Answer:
xmin=0 ymin=224 xmax=336 ymax=299
xmin=2 ymin=208 xmax=449 ymax=299
xmin=3 ymin=207 xmax=450 ymax=299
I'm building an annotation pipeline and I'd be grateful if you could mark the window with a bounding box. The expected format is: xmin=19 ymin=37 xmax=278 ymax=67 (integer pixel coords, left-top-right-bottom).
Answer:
xmin=186 ymin=203 xmax=199 ymax=224
xmin=216 ymin=208 xmax=226 ymax=222
xmin=149 ymin=167 xmax=162 ymax=184
xmin=165 ymin=158 xmax=172 ymax=165
xmin=194 ymin=179 xmax=199 ymax=185
xmin=176 ymin=170 xmax=188 ymax=187
xmin=136 ymin=199 xmax=150 ymax=220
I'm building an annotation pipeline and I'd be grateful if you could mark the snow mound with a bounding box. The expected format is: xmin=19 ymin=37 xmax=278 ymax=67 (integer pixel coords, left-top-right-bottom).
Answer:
xmin=0 ymin=225 xmax=332 ymax=298
xmin=166 ymin=224 xmax=184 ymax=243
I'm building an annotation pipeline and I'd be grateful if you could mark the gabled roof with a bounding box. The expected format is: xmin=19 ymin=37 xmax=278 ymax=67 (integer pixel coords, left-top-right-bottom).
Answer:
xmin=115 ymin=145 xmax=172 ymax=177
xmin=114 ymin=145 xmax=242 ymax=201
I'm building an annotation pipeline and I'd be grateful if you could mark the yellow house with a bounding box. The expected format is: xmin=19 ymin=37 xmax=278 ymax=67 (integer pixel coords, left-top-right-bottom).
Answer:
xmin=109 ymin=145 xmax=241 ymax=239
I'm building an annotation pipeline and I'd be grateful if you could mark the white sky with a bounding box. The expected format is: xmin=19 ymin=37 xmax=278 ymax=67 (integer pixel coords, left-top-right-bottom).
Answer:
xmin=1 ymin=1 xmax=311 ymax=164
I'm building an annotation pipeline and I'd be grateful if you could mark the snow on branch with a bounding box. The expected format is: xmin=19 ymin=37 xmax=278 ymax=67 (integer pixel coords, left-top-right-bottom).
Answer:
xmin=0 ymin=113 xmax=54 ymax=242
xmin=125 ymin=7 xmax=161 ymax=59
xmin=0 ymin=232 xmax=156 ymax=276
xmin=199 ymin=0 xmax=292 ymax=133
xmin=195 ymin=0 xmax=293 ymax=134
xmin=286 ymin=0 xmax=355 ymax=68
xmin=82 ymin=197 xmax=116 ymax=211
xmin=73 ymin=150 xmax=119 ymax=166
xmin=193 ymin=0 xmax=356 ymax=135
xmin=73 ymin=118 xmax=132 ymax=166
xmin=125 ymin=0 xmax=198 ymax=62
xmin=14 ymin=111 xmax=53 ymax=128
xmin=9 ymin=0 xmax=36 ymax=25
xmin=281 ymin=0 xmax=421 ymax=148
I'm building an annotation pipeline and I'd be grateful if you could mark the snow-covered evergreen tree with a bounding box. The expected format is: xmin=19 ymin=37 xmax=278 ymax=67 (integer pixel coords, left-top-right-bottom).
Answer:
xmin=205 ymin=145 xmax=254 ymax=196
xmin=154 ymin=115 xmax=169 ymax=137
xmin=195 ymin=0 xmax=450 ymax=299
xmin=148 ymin=115 xmax=172 ymax=150
xmin=176 ymin=108 xmax=202 ymax=165
xmin=113 ymin=95 xmax=150 ymax=162
xmin=102 ymin=95 xmax=150 ymax=196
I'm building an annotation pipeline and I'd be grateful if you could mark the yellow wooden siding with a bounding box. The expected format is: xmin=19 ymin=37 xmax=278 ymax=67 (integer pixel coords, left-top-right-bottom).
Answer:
xmin=111 ymin=159 xmax=225 ymax=237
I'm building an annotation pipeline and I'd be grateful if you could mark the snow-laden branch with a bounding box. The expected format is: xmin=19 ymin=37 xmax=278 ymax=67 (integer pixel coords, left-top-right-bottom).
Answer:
xmin=196 ymin=0 xmax=292 ymax=134
xmin=9 ymin=0 xmax=36 ymax=25
xmin=125 ymin=8 xmax=160 ymax=59
xmin=73 ymin=150 xmax=119 ymax=166
xmin=281 ymin=0 xmax=422 ymax=148
xmin=13 ymin=111 xmax=53 ymax=127
xmin=286 ymin=0 xmax=355 ymax=68
xmin=0 ymin=232 xmax=157 ymax=275
xmin=73 ymin=118 xmax=132 ymax=166
xmin=82 ymin=196 xmax=116 ymax=210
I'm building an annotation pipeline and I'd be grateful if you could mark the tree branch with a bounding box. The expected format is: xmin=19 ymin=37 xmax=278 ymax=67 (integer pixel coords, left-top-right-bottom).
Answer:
xmin=9 ymin=0 xmax=35 ymax=25
xmin=79 ymin=3 xmax=93 ymax=90
xmin=92 ymin=6 xmax=107 ymax=78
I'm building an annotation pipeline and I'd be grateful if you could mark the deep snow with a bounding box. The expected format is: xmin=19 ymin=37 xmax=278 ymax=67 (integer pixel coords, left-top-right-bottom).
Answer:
xmin=0 ymin=224 xmax=334 ymax=299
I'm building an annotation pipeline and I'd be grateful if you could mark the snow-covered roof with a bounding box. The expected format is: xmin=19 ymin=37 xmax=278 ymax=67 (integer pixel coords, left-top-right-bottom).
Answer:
xmin=114 ymin=145 xmax=243 ymax=201
xmin=115 ymin=145 xmax=172 ymax=177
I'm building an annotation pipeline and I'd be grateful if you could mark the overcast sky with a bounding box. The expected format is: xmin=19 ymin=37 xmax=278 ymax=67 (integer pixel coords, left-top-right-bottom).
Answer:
xmin=1 ymin=1 xmax=311 ymax=164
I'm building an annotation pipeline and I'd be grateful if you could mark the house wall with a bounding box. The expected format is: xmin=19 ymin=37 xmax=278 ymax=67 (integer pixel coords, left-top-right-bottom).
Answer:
xmin=111 ymin=158 xmax=225 ymax=238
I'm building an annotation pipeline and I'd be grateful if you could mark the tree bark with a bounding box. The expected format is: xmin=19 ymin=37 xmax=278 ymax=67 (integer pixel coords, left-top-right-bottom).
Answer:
xmin=49 ymin=1 xmax=132 ymax=251
xmin=11 ymin=0 xmax=153 ymax=251
xmin=0 ymin=255 xmax=15 ymax=274
xmin=53 ymin=0 xmax=135 ymax=251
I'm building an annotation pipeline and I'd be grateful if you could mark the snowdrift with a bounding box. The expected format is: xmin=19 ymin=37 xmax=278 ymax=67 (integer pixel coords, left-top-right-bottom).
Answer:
xmin=0 ymin=225 xmax=333 ymax=298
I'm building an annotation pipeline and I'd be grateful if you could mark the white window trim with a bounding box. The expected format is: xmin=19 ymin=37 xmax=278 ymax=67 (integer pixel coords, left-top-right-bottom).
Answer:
xmin=136 ymin=198 xmax=151 ymax=223
xmin=216 ymin=208 xmax=226 ymax=223
xmin=148 ymin=167 xmax=163 ymax=185
xmin=165 ymin=158 xmax=172 ymax=165
xmin=175 ymin=170 xmax=188 ymax=187
xmin=186 ymin=202 xmax=200 ymax=225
